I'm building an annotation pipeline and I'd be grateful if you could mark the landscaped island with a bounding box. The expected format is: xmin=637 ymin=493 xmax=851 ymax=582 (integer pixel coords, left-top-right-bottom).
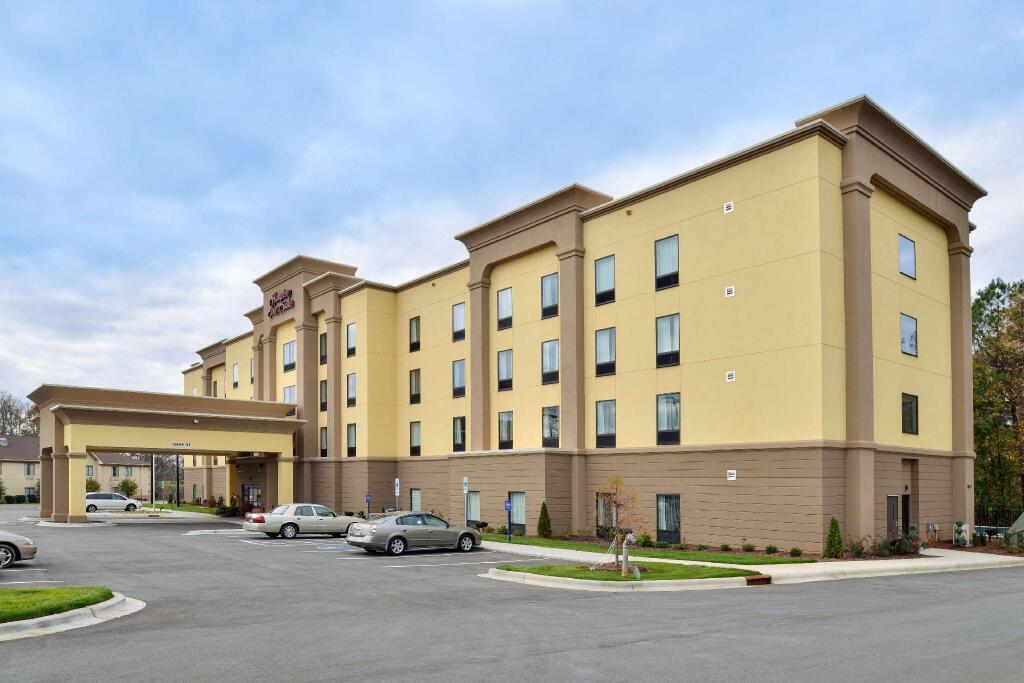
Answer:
xmin=497 ymin=563 xmax=758 ymax=582
xmin=0 ymin=587 xmax=113 ymax=624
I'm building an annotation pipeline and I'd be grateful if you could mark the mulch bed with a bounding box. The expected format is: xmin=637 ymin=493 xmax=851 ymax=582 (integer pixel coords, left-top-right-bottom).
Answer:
xmin=929 ymin=539 xmax=1024 ymax=557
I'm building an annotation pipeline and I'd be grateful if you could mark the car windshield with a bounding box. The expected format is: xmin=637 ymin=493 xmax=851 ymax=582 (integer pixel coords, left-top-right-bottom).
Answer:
xmin=368 ymin=514 xmax=396 ymax=524
xmin=270 ymin=505 xmax=289 ymax=515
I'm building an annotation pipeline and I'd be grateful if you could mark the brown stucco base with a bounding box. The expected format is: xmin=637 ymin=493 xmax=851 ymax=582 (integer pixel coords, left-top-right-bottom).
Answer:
xmin=287 ymin=446 xmax=962 ymax=553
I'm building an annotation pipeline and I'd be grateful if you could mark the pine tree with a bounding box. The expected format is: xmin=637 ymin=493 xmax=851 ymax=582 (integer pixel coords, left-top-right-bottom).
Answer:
xmin=537 ymin=501 xmax=552 ymax=538
xmin=824 ymin=516 xmax=844 ymax=558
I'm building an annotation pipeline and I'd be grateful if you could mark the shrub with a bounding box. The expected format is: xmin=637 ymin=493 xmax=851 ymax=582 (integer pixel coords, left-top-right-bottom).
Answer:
xmin=789 ymin=547 xmax=802 ymax=557
xmin=696 ymin=543 xmax=709 ymax=551
xmin=497 ymin=525 xmax=508 ymax=535
xmin=86 ymin=478 xmax=102 ymax=493
xmin=4 ymin=495 xmax=15 ymax=504
xmin=207 ymin=496 xmax=217 ymax=509
xmin=512 ymin=528 xmax=525 ymax=537
xmin=868 ymin=535 xmax=891 ymax=557
xmin=216 ymin=496 xmax=225 ymax=508
xmin=824 ymin=516 xmax=844 ymax=558
xmin=845 ymin=536 xmax=867 ymax=558
xmin=118 ymin=479 xmax=139 ymax=499
xmin=765 ymin=544 xmax=778 ymax=554
xmin=719 ymin=544 xmax=732 ymax=552
xmin=0 ymin=478 xmax=5 ymax=501
xmin=485 ymin=526 xmax=497 ymax=534
xmin=638 ymin=533 xmax=653 ymax=547
xmin=15 ymin=495 xmax=27 ymax=504
xmin=671 ymin=543 xmax=686 ymax=551
xmin=655 ymin=541 xmax=669 ymax=549
xmin=742 ymin=543 xmax=756 ymax=552
xmin=891 ymin=524 xmax=923 ymax=556
xmin=953 ymin=521 xmax=968 ymax=548
xmin=356 ymin=510 xmax=367 ymax=519
xmin=559 ymin=527 xmax=572 ymax=539
xmin=537 ymin=502 xmax=552 ymax=538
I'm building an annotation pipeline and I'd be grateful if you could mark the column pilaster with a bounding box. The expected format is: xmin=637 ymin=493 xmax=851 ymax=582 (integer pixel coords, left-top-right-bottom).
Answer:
xmin=468 ymin=278 xmax=491 ymax=451
xmin=39 ymin=453 xmax=53 ymax=520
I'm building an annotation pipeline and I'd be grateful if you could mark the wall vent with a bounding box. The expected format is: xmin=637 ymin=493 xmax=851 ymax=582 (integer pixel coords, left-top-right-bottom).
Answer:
xmin=723 ymin=201 xmax=734 ymax=214
xmin=724 ymin=285 xmax=736 ymax=298
xmin=725 ymin=371 xmax=736 ymax=382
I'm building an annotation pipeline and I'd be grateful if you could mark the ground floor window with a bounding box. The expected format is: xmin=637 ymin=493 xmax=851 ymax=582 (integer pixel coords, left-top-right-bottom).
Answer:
xmin=86 ymin=465 xmax=94 ymax=477
xmin=656 ymin=494 xmax=680 ymax=544
xmin=192 ymin=484 xmax=197 ymax=500
xmin=508 ymin=491 xmax=525 ymax=533
xmin=242 ymin=484 xmax=262 ymax=509
xmin=596 ymin=492 xmax=617 ymax=539
xmin=466 ymin=491 xmax=480 ymax=524
xmin=347 ymin=423 xmax=357 ymax=457
xmin=410 ymin=488 xmax=422 ymax=512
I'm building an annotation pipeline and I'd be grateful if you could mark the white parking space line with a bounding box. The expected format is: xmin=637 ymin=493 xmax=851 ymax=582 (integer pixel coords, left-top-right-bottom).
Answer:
xmin=0 ymin=580 xmax=64 ymax=585
xmin=0 ymin=568 xmax=48 ymax=571
xmin=183 ymin=529 xmax=250 ymax=536
xmin=384 ymin=559 xmax=531 ymax=568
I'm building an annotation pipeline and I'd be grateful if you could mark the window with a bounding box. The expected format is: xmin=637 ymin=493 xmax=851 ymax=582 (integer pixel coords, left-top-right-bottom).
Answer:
xmin=409 ymin=421 xmax=421 ymax=456
xmin=213 ymin=456 xmax=218 ymax=466
xmin=409 ymin=369 xmax=421 ymax=404
xmin=452 ymin=359 xmax=466 ymax=398
xmin=346 ymin=423 xmax=357 ymax=457
xmin=508 ymin=491 xmax=526 ymax=532
xmin=346 ymin=323 xmax=357 ymax=356
xmin=192 ymin=455 xmax=197 ymax=466
xmin=410 ymin=488 xmax=422 ymax=512
xmin=24 ymin=487 xmax=35 ymax=497
xmin=192 ymin=388 xmax=198 ymax=396
xmin=452 ymin=302 xmax=466 ymax=342
xmin=541 ymin=272 xmax=559 ymax=318
xmin=232 ymin=363 xmax=239 ymax=388
xmin=542 ymin=406 xmax=560 ymax=448
xmin=283 ymin=340 xmax=296 ymax=372
xmin=596 ymin=400 xmax=616 ymax=448
xmin=657 ymin=393 xmax=681 ymax=445
xmin=657 ymin=494 xmax=681 ymax=544
xmin=466 ymin=490 xmax=480 ymax=522
xmin=595 ymin=255 xmax=615 ymax=305
xmin=250 ymin=357 xmax=255 ymax=384
xmin=899 ymin=234 xmax=917 ymax=279
xmin=497 ymin=288 xmax=513 ymax=330
xmin=86 ymin=465 xmax=94 ymax=477
xmin=900 ymin=313 xmax=918 ymax=357
xmin=541 ymin=339 xmax=559 ymax=384
xmin=596 ymin=492 xmax=617 ymax=538
xmin=409 ymin=316 xmax=421 ymax=352
xmin=192 ymin=484 xmax=197 ymax=500
xmin=320 ymin=379 xmax=328 ymax=411
xmin=24 ymin=463 xmax=35 ymax=477
xmin=283 ymin=385 xmax=296 ymax=416
xmin=902 ymin=393 xmax=919 ymax=435
xmin=497 ymin=349 xmax=513 ymax=391
xmin=213 ymin=380 xmax=218 ymax=397
xmin=112 ymin=465 xmax=120 ymax=477
xmin=656 ymin=314 xmax=680 ymax=367
xmin=125 ymin=466 xmax=133 ymax=477
xmin=655 ymin=235 xmax=679 ymax=290
xmin=295 ymin=505 xmax=314 ymax=517
xmin=596 ymin=327 xmax=616 ymax=376
xmin=347 ymin=373 xmax=356 ymax=407
xmin=320 ymin=427 xmax=328 ymax=457
xmin=319 ymin=332 xmax=327 ymax=365
xmin=453 ymin=416 xmax=466 ymax=452
xmin=498 ymin=411 xmax=514 ymax=450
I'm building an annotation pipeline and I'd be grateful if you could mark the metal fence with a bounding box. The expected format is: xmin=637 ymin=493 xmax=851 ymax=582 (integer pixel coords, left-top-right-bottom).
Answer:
xmin=975 ymin=505 xmax=1024 ymax=527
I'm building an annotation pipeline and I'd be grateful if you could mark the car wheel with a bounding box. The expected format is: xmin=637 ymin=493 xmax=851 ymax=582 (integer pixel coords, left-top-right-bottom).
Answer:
xmin=458 ymin=534 xmax=475 ymax=552
xmin=126 ymin=504 xmax=137 ymax=512
xmin=86 ymin=505 xmax=97 ymax=513
xmin=387 ymin=537 xmax=406 ymax=556
xmin=0 ymin=544 xmax=16 ymax=569
xmin=280 ymin=523 xmax=299 ymax=539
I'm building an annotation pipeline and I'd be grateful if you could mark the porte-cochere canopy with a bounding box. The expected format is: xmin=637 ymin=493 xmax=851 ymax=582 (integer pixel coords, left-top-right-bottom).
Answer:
xmin=28 ymin=385 xmax=303 ymax=522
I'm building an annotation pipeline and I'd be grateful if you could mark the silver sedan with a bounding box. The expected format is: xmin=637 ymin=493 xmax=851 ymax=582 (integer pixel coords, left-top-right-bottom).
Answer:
xmin=242 ymin=503 xmax=364 ymax=539
xmin=346 ymin=511 xmax=482 ymax=555
xmin=0 ymin=529 xmax=37 ymax=568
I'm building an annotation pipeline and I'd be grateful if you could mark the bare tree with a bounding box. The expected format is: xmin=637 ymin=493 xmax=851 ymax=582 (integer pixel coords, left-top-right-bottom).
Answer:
xmin=0 ymin=391 xmax=26 ymax=435
xmin=20 ymin=403 xmax=39 ymax=436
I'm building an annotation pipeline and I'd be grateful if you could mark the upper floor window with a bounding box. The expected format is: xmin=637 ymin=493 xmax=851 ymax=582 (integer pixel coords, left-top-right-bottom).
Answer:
xmin=497 ymin=288 xmax=513 ymax=330
xmin=283 ymin=385 xmax=296 ymax=416
xmin=898 ymin=234 xmax=917 ymax=279
xmin=319 ymin=379 xmax=328 ymax=411
xmin=901 ymin=393 xmax=919 ymax=435
xmin=900 ymin=313 xmax=918 ymax=357
xmin=541 ymin=273 xmax=559 ymax=318
xmin=497 ymin=349 xmax=513 ymax=391
xmin=320 ymin=426 xmax=328 ymax=457
xmin=657 ymin=393 xmax=681 ymax=445
xmin=112 ymin=465 xmax=119 ymax=477
xmin=452 ymin=359 xmax=466 ymax=398
xmin=347 ymin=423 xmax=357 ymax=457
xmin=409 ymin=369 xmax=421 ymax=404
xmin=452 ymin=302 xmax=466 ymax=342
xmin=346 ymin=323 xmax=357 ymax=356
xmin=596 ymin=400 xmax=616 ymax=448
xmin=595 ymin=255 xmax=615 ymax=305
xmin=655 ymin=235 xmax=679 ymax=290
xmin=213 ymin=380 xmax=218 ymax=397
xmin=409 ymin=421 xmax=421 ymax=457
xmin=25 ymin=463 xmax=36 ymax=477
xmin=319 ymin=332 xmax=327 ymax=365
xmin=192 ymin=388 xmax=198 ymax=396
xmin=656 ymin=314 xmax=680 ymax=367
xmin=542 ymin=406 xmax=559 ymax=448
xmin=232 ymin=363 xmax=239 ymax=388
xmin=283 ymin=340 xmax=296 ymax=372
xmin=409 ymin=316 xmax=421 ymax=352
xmin=125 ymin=465 xmax=133 ymax=477
xmin=541 ymin=339 xmax=559 ymax=384
xmin=498 ymin=411 xmax=514 ymax=450
xmin=453 ymin=416 xmax=466 ymax=452
xmin=347 ymin=373 xmax=356 ymax=407
xmin=596 ymin=327 xmax=616 ymax=376
xmin=250 ymin=357 xmax=255 ymax=384
xmin=86 ymin=464 xmax=94 ymax=477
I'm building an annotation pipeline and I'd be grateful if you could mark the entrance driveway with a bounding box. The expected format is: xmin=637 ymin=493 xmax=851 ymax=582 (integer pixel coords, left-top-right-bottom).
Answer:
xmin=2 ymin=504 xmax=1022 ymax=682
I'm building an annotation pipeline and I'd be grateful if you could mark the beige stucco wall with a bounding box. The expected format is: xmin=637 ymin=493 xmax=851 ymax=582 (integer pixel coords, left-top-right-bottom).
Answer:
xmin=183 ymin=366 xmax=203 ymax=397
xmin=224 ymin=334 xmax=255 ymax=400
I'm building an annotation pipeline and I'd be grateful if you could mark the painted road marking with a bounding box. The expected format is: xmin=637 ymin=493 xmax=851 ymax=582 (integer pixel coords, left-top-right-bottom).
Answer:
xmin=0 ymin=580 xmax=64 ymax=585
xmin=0 ymin=568 xmax=48 ymax=571
xmin=183 ymin=529 xmax=250 ymax=536
xmin=384 ymin=559 xmax=530 ymax=568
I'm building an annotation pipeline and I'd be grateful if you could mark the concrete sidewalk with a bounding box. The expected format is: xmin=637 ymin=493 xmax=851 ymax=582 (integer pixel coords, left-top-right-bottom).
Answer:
xmin=480 ymin=541 xmax=1024 ymax=585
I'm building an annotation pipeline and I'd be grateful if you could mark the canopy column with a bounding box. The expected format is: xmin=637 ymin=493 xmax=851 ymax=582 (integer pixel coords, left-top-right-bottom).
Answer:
xmin=225 ymin=458 xmax=239 ymax=506
xmin=204 ymin=456 xmax=214 ymax=503
xmin=39 ymin=453 xmax=54 ymax=520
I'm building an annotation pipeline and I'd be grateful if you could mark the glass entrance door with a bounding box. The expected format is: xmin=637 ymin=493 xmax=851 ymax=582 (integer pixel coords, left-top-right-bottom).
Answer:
xmin=242 ymin=484 xmax=263 ymax=509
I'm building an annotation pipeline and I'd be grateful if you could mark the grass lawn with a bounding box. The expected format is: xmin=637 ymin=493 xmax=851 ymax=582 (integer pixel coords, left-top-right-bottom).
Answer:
xmin=498 ymin=563 xmax=757 ymax=581
xmin=0 ymin=587 xmax=114 ymax=624
xmin=145 ymin=503 xmax=219 ymax=515
xmin=482 ymin=534 xmax=815 ymax=565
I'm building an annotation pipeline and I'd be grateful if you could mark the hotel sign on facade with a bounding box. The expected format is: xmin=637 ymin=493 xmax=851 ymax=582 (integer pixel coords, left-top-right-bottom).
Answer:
xmin=267 ymin=289 xmax=295 ymax=318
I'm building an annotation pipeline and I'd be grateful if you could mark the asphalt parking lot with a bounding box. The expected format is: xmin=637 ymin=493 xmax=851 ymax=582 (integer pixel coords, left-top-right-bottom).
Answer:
xmin=2 ymin=504 xmax=1024 ymax=682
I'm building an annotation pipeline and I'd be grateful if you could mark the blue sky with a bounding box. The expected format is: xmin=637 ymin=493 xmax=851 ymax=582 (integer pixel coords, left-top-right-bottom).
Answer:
xmin=2 ymin=2 xmax=1022 ymax=398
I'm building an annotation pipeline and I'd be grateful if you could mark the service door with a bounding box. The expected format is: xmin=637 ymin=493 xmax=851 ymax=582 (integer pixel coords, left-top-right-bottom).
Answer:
xmin=886 ymin=495 xmax=900 ymax=540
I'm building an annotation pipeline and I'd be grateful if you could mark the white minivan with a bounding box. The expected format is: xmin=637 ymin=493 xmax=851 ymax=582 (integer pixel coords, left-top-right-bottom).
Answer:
xmin=85 ymin=492 xmax=142 ymax=512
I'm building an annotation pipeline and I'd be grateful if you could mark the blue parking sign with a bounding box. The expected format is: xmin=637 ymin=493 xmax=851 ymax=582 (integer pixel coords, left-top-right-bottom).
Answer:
xmin=365 ymin=494 xmax=371 ymax=504
xmin=504 ymin=499 xmax=512 ymax=512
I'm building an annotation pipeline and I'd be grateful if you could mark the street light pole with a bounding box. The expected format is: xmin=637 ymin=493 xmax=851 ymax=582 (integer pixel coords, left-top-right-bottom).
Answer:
xmin=175 ymin=455 xmax=181 ymax=508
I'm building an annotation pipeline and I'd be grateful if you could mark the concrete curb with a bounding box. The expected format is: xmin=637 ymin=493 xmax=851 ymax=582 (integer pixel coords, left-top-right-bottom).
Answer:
xmin=482 ymin=567 xmax=750 ymax=592
xmin=36 ymin=520 xmax=116 ymax=528
xmin=0 ymin=592 xmax=146 ymax=642
xmin=765 ymin=556 xmax=1024 ymax=584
